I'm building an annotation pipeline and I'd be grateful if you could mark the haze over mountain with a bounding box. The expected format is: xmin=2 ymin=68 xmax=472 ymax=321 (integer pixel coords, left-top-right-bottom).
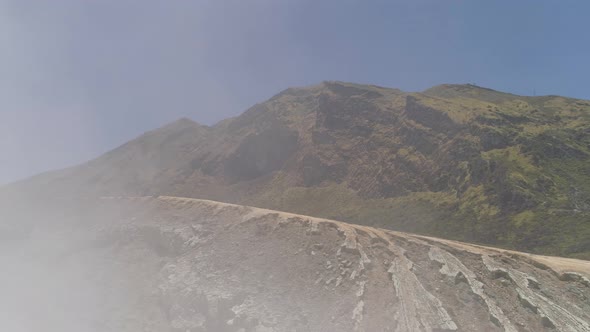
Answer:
xmin=2 ymin=81 xmax=590 ymax=331
xmin=5 ymin=1 xmax=590 ymax=186
xmin=4 ymin=81 xmax=589 ymax=259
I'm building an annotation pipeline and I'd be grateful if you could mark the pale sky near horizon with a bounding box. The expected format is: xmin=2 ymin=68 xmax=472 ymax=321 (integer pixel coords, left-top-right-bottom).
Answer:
xmin=1 ymin=0 xmax=589 ymax=184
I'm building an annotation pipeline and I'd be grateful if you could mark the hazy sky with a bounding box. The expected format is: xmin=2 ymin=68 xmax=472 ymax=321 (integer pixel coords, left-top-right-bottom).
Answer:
xmin=1 ymin=0 xmax=589 ymax=184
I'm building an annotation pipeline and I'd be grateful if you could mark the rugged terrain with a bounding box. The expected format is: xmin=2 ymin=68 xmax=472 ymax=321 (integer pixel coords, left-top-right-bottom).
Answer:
xmin=1 ymin=196 xmax=589 ymax=331
xmin=3 ymin=81 xmax=590 ymax=258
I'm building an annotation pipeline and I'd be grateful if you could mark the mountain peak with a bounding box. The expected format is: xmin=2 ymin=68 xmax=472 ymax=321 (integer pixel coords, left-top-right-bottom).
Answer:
xmin=320 ymin=80 xmax=403 ymax=95
xmin=271 ymin=81 xmax=403 ymax=101
xmin=422 ymin=83 xmax=520 ymax=103
xmin=6 ymin=81 xmax=590 ymax=260
xmin=146 ymin=117 xmax=208 ymax=138
xmin=161 ymin=117 xmax=202 ymax=129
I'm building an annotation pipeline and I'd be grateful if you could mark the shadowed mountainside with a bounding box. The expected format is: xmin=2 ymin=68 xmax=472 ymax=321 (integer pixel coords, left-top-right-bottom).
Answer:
xmin=1 ymin=196 xmax=589 ymax=331
xmin=3 ymin=81 xmax=590 ymax=258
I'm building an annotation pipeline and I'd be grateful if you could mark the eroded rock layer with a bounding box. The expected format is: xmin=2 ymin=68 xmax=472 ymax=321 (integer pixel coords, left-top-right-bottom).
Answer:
xmin=2 ymin=196 xmax=590 ymax=331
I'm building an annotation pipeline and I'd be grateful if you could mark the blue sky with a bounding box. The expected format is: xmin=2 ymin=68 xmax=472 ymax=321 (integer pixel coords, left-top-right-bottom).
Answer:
xmin=1 ymin=1 xmax=589 ymax=184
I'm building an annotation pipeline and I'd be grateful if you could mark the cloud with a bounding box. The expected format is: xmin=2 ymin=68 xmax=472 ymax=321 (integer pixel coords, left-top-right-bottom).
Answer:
xmin=0 ymin=3 xmax=102 ymax=183
xmin=0 ymin=0 xmax=311 ymax=184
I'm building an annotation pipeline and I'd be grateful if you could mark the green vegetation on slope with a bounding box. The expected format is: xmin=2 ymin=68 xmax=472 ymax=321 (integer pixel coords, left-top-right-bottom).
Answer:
xmin=7 ymin=81 xmax=590 ymax=259
xmin=237 ymin=83 xmax=590 ymax=259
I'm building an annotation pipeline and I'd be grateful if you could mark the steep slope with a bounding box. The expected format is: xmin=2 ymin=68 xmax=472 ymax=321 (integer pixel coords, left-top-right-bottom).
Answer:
xmin=2 ymin=196 xmax=589 ymax=331
xmin=4 ymin=81 xmax=590 ymax=258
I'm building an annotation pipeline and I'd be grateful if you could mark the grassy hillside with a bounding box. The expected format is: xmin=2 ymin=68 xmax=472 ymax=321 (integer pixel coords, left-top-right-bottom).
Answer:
xmin=5 ymin=81 xmax=590 ymax=258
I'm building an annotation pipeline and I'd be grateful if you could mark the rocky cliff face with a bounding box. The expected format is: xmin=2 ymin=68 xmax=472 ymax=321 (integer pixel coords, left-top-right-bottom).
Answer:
xmin=2 ymin=196 xmax=589 ymax=331
xmin=3 ymin=81 xmax=590 ymax=258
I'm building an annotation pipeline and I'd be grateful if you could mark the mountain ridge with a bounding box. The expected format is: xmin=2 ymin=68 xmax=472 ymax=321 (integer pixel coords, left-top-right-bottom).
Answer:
xmin=4 ymin=81 xmax=590 ymax=258
xmin=3 ymin=195 xmax=590 ymax=331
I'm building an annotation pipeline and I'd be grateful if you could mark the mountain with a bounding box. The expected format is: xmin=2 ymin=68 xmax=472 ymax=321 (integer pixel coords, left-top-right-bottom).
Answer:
xmin=3 ymin=81 xmax=590 ymax=258
xmin=2 ymin=195 xmax=589 ymax=331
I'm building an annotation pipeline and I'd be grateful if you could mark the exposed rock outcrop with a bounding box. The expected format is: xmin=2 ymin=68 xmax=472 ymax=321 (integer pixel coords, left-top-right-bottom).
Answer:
xmin=2 ymin=196 xmax=588 ymax=331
